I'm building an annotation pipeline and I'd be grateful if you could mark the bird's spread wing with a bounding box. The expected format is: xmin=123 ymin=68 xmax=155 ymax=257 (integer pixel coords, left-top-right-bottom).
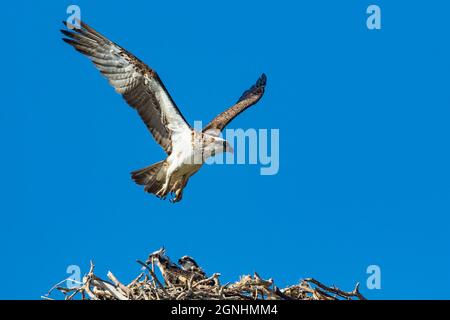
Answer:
xmin=61 ymin=21 xmax=190 ymax=155
xmin=203 ymin=74 xmax=267 ymax=133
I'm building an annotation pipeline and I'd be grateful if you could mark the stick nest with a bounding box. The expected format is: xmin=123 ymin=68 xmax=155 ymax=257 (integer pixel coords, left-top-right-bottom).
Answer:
xmin=44 ymin=249 xmax=365 ymax=300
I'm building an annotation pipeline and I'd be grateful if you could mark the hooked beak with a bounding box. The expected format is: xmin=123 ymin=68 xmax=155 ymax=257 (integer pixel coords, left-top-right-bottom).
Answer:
xmin=225 ymin=142 xmax=234 ymax=154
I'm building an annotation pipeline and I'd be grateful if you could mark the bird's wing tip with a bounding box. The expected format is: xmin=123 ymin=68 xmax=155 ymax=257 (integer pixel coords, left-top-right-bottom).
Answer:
xmin=257 ymin=73 xmax=267 ymax=87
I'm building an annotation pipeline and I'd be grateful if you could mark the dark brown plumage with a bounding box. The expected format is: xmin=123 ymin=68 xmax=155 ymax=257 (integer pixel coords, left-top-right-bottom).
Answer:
xmin=61 ymin=20 xmax=188 ymax=155
xmin=203 ymin=74 xmax=267 ymax=133
xmin=61 ymin=20 xmax=267 ymax=203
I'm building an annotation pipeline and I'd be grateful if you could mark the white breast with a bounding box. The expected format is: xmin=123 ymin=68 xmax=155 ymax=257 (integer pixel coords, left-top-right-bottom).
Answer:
xmin=168 ymin=130 xmax=202 ymax=177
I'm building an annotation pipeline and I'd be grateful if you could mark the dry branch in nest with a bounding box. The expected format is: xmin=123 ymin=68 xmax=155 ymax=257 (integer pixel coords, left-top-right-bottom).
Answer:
xmin=44 ymin=248 xmax=366 ymax=300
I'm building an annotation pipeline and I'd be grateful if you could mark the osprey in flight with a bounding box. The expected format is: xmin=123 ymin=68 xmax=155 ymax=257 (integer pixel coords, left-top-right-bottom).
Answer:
xmin=61 ymin=21 xmax=267 ymax=203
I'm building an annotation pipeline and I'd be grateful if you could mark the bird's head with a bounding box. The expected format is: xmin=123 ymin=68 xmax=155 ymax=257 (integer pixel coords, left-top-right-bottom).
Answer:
xmin=146 ymin=247 xmax=165 ymax=264
xmin=201 ymin=136 xmax=233 ymax=159
xmin=221 ymin=139 xmax=234 ymax=154
xmin=213 ymin=138 xmax=233 ymax=154
xmin=178 ymin=255 xmax=200 ymax=271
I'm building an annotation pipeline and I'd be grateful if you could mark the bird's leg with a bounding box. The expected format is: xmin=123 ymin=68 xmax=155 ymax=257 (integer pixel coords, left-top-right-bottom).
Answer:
xmin=175 ymin=188 xmax=183 ymax=202
xmin=170 ymin=176 xmax=188 ymax=203
xmin=156 ymin=184 xmax=169 ymax=198
xmin=169 ymin=180 xmax=181 ymax=203
xmin=156 ymin=173 xmax=172 ymax=199
xmin=170 ymin=188 xmax=183 ymax=203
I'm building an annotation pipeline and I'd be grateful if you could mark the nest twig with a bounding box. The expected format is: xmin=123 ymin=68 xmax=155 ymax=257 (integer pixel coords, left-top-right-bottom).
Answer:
xmin=44 ymin=249 xmax=365 ymax=300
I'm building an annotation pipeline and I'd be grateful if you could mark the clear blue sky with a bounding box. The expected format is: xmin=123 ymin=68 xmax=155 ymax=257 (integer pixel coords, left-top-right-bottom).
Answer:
xmin=2 ymin=1 xmax=449 ymax=299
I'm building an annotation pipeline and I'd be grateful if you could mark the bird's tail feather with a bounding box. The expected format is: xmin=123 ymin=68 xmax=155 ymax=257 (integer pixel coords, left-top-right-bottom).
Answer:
xmin=131 ymin=161 xmax=166 ymax=194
